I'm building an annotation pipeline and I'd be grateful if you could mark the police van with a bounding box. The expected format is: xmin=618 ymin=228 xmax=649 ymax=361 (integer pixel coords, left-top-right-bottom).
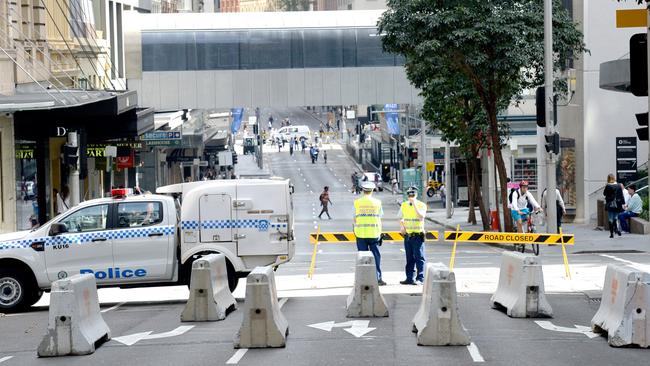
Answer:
xmin=0 ymin=179 xmax=294 ymax=312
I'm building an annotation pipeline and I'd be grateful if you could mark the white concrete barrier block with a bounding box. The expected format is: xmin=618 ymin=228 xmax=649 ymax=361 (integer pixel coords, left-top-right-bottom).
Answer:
xmin=234 ymin=266 xmax=289 ymax=348
xmin=37 ymin=274 xmax=110 ymax=357
xmin=591 ymin=264 xmax=650 ymax=348
xmin=346 ymin=251 xmax=389 ymax=318
xmin=489 ymin=252 xmax=552 ymax=318
xmin=412 ymin=263 xmax=470 ymax=346
xmin=181 ymin=253 xmax=237 ymax=322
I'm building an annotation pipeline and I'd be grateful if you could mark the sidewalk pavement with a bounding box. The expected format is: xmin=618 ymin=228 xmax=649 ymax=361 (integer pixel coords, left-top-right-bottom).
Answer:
xmin=424 ymin=206 xmax=648 ymax=254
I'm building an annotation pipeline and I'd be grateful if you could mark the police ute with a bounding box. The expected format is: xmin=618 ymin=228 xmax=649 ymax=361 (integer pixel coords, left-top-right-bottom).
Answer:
xmin=0 ymin=179 xmax=294 ymax=312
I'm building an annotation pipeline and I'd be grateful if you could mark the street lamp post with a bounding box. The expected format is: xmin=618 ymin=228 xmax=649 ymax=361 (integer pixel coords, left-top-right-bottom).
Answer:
xmin=544 ymin=0 xmax=558 ymax=233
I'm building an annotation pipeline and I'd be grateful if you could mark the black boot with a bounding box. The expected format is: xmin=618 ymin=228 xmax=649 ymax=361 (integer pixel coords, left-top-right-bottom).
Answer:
xmin=609 ymin=221 xmax=614 ymax=238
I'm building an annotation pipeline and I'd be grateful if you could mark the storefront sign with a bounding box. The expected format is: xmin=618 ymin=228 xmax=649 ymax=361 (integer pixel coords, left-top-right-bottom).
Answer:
xmin=141 ymin=131 xmax=181 ymax=140
xmin=15 ymin=144 xmax=35 ymax=159
xmin=116 ymin=154 xmax=134 ymax=169
xmin=87 ymin=142 xmax=143 ymax=157
xmin=616 ymin=137 xmax=637 ymax=184
xmin=55 ymin=126 xmax=67 ymax=137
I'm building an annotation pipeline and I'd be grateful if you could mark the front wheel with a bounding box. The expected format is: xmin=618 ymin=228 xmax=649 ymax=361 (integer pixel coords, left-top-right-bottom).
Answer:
xmin=0 ymin=270 xmax=37 ymax=312
xmin=532 ymin=244 xmax=540 ymax=256
xmin=226 ymin=261 xmax=238 ymax=293
xmin=427 ymin=188 xmax=435 ymax=197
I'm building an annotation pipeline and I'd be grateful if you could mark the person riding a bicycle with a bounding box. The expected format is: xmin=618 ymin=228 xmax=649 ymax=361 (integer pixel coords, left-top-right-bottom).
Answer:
xmin=509 ymin=180 xmax=543 ymax=233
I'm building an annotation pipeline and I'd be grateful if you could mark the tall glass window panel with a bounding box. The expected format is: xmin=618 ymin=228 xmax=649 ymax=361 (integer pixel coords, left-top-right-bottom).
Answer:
xmin=290 ymin=30 xmax=304 ymax=68
xmin=303 ymin=29 xmax=343 ymax=68
xmin=356 ymin=28 xmax=394 ymax=67
xmin=241 ymin=30 xmax=292 ymax=69
xmin=196 ymin=31 xmax=244 ymax=70
xmin=342 ymin=29 xmax=356 ymax=67
xmin=143 ymin=32 xmax=196 ymax=71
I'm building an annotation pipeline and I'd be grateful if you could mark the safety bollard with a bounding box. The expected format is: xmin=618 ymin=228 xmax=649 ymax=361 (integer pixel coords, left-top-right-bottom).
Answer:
xmin=234 ymin=266 xmax=289 ymax=348
xmin=181 ymin=253 xmax=237 ymax=322
xmin=37 ymin=274 xmax=110 ymax=357
xmin=489 ymin=252 xmax=552 ymax=318
xmin=412 ymin=263 xmax=470 ymax=346
xmin=591 ymin=264 xmax=650 ymax=347
xmin=346 ymin=251 xmax=389 ymax=318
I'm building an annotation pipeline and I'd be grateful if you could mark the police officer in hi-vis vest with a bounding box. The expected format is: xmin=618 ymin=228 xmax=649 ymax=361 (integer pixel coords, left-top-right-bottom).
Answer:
xmin=353 ymin=181 xmax=386 ymax=286
xmin=399 ymin=186 xmax=427 ymax=285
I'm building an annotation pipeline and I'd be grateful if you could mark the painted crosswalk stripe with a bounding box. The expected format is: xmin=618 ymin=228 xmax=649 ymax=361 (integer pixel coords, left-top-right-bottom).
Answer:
xmin=467 ymin=342 xmax=485 ymax=362
xmin=0 ymin=356 xmax=13 ymax=364
xmin=226 ymin=349 xmax=247 ymax=364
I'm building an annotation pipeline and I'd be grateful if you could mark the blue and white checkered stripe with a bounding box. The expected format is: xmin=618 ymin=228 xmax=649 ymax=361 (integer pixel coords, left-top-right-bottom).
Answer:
xmin=181 ymin=220 xmax=288 ymax=230
xmin=0 ymin=225 xmax=175 ymax=252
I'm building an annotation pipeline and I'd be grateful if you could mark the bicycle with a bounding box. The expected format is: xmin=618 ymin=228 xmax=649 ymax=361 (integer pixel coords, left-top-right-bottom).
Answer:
xmin=513 ymin=210 xmax=543 ymax=256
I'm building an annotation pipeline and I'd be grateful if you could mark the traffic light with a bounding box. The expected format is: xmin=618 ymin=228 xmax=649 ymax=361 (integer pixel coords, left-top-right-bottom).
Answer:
xmin=544 ymin=133 xmax=560 ymax=155
xmin=62 ymin=144 xmax=78 ymax=166
xmin=637 ymin=112 xmax=649 ymax=141
xmin=536 ymin=87 xmax=546 ymax=128
xmin=630 ymin=33 xmax=648 ymax=97
xmin=232 ymin=151 xmax=238 ymax=165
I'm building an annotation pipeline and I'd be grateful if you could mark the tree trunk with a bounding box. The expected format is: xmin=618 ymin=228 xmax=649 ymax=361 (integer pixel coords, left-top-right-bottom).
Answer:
xmin=467 ymin=161 xmax=477 ymax=225
xmin=470 ymin=150 xmax=490 ymax=231
xmin=487 ymin=112 xmax=513 ymax=232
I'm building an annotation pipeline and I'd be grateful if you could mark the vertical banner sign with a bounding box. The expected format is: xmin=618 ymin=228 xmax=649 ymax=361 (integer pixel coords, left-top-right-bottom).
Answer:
xmin=231 ymin=108 xmax=244 ymax=134
xmin=615 ymin=137 xmax=637 ymax=184
xmin=384 ymin=104 xmax=400 ymax=135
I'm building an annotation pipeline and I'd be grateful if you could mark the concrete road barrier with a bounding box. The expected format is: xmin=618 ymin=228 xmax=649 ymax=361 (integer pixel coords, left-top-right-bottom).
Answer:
xmin=181 ymin=253 xmax=237 ymax=322
xmin=234 ymin=266 xmax=288 ymax=348
xmin=346 ymin=251 xmax=389 ymax=318
xmin=490 ymin=252 xmax=552 ymax=318
xmin=591 ymin=264 xmax=650 ymax=347
xmin=412 ymin=263 xmax=470 ymax=346
xmin=37 ymin=274 xmax=110 ymax=357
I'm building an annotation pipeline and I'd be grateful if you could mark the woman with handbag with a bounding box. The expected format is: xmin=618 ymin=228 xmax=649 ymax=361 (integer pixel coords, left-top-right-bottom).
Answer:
xmin=603 ymin=174 xmax=624 ymax=238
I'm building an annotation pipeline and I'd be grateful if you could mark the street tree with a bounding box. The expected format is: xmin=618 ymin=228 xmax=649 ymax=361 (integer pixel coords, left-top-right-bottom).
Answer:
xmin=276 ymin=0 xmax=311 ymax=11
xmin=379 ymin=0 xmax=585 ymax=231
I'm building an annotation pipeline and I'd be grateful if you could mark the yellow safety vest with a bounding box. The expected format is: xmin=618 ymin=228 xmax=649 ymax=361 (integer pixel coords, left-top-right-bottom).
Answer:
xmin=354 ymin=195 xmax=382 ymax=238
xmin=401 ymin=200 xmax=426 ymax=234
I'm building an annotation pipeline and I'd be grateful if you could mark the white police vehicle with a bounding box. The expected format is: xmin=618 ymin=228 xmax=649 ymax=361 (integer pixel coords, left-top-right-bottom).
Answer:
xmin=0 ymin=179 xmax=294 ymax=312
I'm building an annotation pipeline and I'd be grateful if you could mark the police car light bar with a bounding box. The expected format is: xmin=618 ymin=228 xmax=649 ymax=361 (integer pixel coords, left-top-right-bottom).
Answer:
xmin=111 ymin=188 xmax=132 ymax=198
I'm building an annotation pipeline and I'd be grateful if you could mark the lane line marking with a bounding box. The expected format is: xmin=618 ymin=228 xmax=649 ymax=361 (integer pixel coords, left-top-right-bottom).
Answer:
xmin=101 ymin=302 xmax=126 ymax=313
xmin=0 ymin=357 xmax=13 ymax=364
xmin=467 ymin=342 xmax=485 ymax=362
xmin=599 ymin=254 xmax=650 ymax=271
xmin=226 ymin=349 xmax=248 ymax=364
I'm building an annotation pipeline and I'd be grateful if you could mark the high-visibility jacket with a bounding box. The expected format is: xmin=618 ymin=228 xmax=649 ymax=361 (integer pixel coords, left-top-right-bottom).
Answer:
xmin=400 ymin=200 xmax=427 ymax=234
xmin=354 ymin=195 xmax=382 ymax=238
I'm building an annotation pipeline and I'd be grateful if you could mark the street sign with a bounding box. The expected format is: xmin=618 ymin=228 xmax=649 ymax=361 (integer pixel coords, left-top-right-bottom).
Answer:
xmin=616 ymin=9 xmax=647 ymax=28
xmin=144 ymin=139 xmax=182 ymax=147
xmin=616 ymin=137 xmax=637 ymax=184
xmin=141 ymin=131 xmax=181 ymax=140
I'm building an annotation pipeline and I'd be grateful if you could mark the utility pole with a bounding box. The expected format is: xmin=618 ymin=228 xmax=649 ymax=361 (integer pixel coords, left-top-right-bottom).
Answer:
xmin=67 ymin=131 xmax=80 ymax=207
xmin=420 ymin=116 xmax=428 ymax=202
xmin=544 ymin=0 xmax=558 ymax=233
xmin=445 ymin=142 xmax=452 ymax=218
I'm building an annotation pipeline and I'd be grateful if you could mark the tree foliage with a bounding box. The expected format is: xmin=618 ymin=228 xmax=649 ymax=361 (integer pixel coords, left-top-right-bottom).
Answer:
xmin=379 ymin=0 xmax=586 ymax=230
xmin=276 ymin=0 xmax=311 ymax=11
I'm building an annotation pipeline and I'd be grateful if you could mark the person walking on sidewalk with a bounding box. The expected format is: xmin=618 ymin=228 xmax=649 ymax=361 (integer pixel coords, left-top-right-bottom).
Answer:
xmin=323 ymin=150 xmax=327 ymax=164
xmin=603 ymin=173 xmax=625 ymax=238
xmin=399 ymin=187 xmax=427 ymax=285
xmin=353 ymin=182 xmax=386 ymax=286
xmin=318 ymin=186 xmax=332 ymax=219
xmin=542 ymin=187 xmax=566 ymax=233
xmin=618 ymin=184 xmax=643 ymax=234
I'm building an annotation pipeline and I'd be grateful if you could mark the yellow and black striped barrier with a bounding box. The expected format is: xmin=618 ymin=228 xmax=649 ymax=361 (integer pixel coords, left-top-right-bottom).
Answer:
xmin=309 ymin=231 xmax=439 ymax=244
xmin=443 ymin=231 xmax=574 ymax=245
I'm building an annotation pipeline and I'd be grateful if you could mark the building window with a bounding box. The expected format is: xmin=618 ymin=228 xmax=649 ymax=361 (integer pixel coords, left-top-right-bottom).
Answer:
xmin=513 ymin=158 xmax=537 ymax=191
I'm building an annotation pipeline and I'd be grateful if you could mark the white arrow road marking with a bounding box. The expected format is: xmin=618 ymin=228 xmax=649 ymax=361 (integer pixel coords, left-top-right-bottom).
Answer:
xmin=113 ymin=325 xmax=195 ymax=346
xmin=466 ymin=343 xmax=484 ymax=362
xmin=0 ymin=356 xmax=13 ymax=363
xmin=307 ymin=320 xmax=375 ymax=337
xmin=534 ymin=321 xmax=598 ymax=338
xmin=101 ymin=301 xmax=126 ymax=313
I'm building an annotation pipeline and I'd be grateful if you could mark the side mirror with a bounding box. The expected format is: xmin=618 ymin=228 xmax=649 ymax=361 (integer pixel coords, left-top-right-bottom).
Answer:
xmin=49 ymin=223 xmax=67 ymax=236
